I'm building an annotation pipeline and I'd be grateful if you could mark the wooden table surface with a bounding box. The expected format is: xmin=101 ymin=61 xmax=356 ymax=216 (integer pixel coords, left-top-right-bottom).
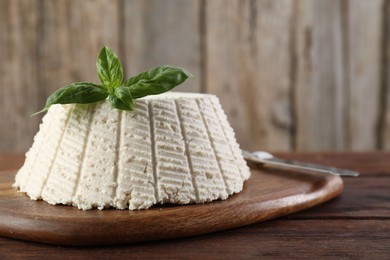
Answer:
xmin=0 ymin=153 xmax=389 ymax=259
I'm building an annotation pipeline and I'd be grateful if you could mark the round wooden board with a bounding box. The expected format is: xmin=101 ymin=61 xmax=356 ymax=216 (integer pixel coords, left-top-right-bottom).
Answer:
xmin=0 ymin=166 xmax=343 ymax=246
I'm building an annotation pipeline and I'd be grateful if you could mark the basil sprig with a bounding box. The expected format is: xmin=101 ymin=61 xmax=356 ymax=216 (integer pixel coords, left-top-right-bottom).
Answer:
xmin=34 ymin=46 xmax=193 ymax=115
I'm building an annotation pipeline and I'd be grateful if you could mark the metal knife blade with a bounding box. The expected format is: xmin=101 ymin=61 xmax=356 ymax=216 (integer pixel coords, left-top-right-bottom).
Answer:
xmin=242 ymin=150 xmax=359 ymax=177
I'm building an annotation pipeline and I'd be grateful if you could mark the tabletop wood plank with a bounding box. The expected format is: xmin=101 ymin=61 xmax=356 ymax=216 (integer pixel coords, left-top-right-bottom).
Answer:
xmin=0 ymin=219 xmax=388 ymax=259
xmin=287 ymin=177 xmax=390 ymax=218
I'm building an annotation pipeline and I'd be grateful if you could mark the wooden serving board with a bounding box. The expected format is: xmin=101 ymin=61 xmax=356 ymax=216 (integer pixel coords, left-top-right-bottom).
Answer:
xmin=0 ymin=166 xmax=343 ymax=246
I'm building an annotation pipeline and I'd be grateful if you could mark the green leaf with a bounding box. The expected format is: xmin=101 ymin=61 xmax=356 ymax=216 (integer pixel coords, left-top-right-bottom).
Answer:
xmin=108 ymin=92 xmax=133 ymax=111
xmin=96 ymin=46 xmax=124 ymax=92
xmin=32 ymin=82 xmax=108 ymax=116
xmin=115 ymin=86 xmax=134 ymax=110
xmin=123 ymin=66 xmax=193 ymax=99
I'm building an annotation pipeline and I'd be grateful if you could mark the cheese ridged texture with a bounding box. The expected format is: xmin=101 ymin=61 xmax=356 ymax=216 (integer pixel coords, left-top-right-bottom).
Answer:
xmin=13 ymin=93 xmax=251 ymax=210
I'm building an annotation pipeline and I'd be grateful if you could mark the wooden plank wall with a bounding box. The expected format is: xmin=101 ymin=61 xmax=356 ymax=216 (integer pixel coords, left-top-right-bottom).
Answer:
xmin=0 ymin=0 xmax=388 ymax=153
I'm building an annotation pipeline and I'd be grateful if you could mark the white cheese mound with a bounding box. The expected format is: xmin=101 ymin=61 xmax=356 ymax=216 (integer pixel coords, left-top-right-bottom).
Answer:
xmin=13 ymin=92 xmax=251 ymax=210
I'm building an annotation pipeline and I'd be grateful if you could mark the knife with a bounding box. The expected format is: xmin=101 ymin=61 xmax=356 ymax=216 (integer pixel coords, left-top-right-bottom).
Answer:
xmin=242 ymin=150 xmax=359 ymax=177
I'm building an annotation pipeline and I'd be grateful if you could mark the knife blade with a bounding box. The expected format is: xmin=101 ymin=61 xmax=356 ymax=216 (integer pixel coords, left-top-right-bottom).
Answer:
xmin=242 ymin=150 xmax=359 ymax=177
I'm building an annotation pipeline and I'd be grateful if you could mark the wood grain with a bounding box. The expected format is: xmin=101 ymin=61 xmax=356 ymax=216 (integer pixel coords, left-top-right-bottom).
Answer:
xmin=0 ymin=166 xmax=342 ymax=245
xmin=0 ymin=220 xmax=388 ymax=259
xmin=288 ymin=177 xmax=390 ymax=218
xmin=122 ymin=0 xmax=201 ymax=92
xmin=294 ymin=0 xmax=346 ymax=151
xmin=0 ymin=0 xmax=389 ymax=153
xmin=382 ymin=0 xmax=390 ymax=149
xmin=205 ymin=0 xmax=294 ymax=151
xmin=346 ymin=0 xmax=384 ymax=150
xmin=2 ymin=219 xmax=390 ymax=259
xmin=37 ymin=0 xmax=120 ymax=106
xmin=0 ymin=0 xmax=40 ymax=153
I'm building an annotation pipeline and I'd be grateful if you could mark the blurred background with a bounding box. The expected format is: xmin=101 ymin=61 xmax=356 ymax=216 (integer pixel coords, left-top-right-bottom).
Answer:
xmin=0 ymin=0 xmax=389 ymax=153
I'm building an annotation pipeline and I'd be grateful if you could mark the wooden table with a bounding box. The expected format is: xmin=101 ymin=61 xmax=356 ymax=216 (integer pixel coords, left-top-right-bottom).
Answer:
xmin=0 ymin=153 xmax=389 ymax=259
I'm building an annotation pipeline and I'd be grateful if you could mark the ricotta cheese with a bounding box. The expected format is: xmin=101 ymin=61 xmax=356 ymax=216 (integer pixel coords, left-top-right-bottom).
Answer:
xmin=13 ymin=92 xmax=251 ymax=210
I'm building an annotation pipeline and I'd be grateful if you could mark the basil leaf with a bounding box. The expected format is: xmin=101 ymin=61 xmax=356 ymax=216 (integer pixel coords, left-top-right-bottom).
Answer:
xmin=96 ymin=46 xmax=124 ymax=92
xmin=33 ymin=82 xmax=107 ymax=115
xmin=114 ymin=86 xmax=134 ymax=110
xmin=123 ymin=66 xmax=193 ymax=99
xmin=109 ymin=92 xmax=133 ymax=111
